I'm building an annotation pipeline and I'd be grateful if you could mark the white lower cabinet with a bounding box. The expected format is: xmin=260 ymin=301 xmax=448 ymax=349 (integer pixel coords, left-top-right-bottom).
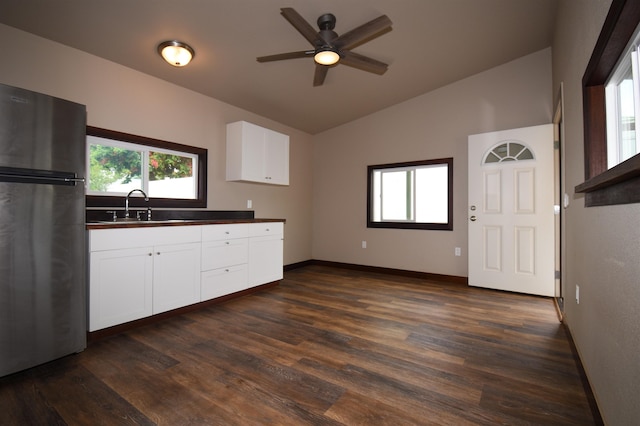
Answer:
xmin=89 ymin=246 xmax=153 ymax=331
xmin=88 ymin=226 xmax=201 ymax=331
xmin=153 ymin=242 xmax=201 ymax=315
xmin=88 ymin=221 xmax=284 ymax=331
xmin=249 ymin=222 xmax=284 ymax=286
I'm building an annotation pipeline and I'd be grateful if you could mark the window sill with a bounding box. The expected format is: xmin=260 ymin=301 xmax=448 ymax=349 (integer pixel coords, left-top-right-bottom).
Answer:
xmin=575 ymin=154 xmax=640 ymax=206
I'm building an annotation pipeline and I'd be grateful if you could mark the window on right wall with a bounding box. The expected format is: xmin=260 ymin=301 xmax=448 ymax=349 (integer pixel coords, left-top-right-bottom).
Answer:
xmin=576 ymin=0 xmax=640 ymax=206
xmin=605 ymin=25 xmax=640 ymax=168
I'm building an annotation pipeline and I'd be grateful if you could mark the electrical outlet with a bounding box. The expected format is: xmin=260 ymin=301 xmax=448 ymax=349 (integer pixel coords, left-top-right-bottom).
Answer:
xmin=455 ymin=247 xmax=461 ymax=256
xmin=576 ymin=285 xmax=580 ymax=304
xmin=247 ymin=200 xmax=252 ymax=209
xmin=362 ymin=241 xmax=367 ymax=249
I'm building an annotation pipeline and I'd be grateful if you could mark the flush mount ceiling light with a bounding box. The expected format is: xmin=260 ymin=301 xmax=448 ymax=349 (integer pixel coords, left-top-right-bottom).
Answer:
xmin=157 ymin=40 xmax=195 ymax=67
xmin=314 ymin=47 xmax=340 ymax=66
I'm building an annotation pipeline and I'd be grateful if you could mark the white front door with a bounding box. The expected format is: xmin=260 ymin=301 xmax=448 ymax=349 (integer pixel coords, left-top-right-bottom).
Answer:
xmin=468 ymin=124 xmax=555 ymax=297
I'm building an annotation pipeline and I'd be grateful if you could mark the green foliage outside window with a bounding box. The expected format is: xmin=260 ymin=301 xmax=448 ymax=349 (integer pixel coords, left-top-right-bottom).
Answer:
xmin=149 ymin=151 xmax=193 ymax=181
xmin=89 ymin=145 xmax=141 ymax=192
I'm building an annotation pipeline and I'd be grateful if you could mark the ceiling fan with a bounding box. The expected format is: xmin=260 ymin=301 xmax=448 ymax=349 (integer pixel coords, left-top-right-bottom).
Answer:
xmin=257 ymin=8 xmax=392 ymax=86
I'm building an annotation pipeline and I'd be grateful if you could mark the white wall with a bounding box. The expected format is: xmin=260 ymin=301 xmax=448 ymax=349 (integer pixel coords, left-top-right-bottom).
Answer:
xmin=312 ymin=48 xmax=553 ymax=277
xmin=552 ymin=0 xmax=640 ymax=423
xmin=0 ymin=24 xmax=314 ymax=266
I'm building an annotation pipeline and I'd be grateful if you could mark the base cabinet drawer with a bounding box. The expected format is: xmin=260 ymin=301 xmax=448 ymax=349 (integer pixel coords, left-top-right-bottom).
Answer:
xmin=201 ymin=239 xmax=248 ymax=271
xmin=201 ymin=264 xmax=249 ymax=301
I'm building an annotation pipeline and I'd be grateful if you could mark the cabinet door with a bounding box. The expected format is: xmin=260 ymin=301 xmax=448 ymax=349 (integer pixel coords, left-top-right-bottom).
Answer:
xmin=89 ymin=247 xmax=153 ymax=331
xmin=249 ymin=235 xmax=284 ymax=286
xmin=240 ymin=123 xmax=266 ymax=182
xmin=153 ymin=242 xmax=201 ymax=314
xmin=264 ymin=129 xmax=289 ymax=185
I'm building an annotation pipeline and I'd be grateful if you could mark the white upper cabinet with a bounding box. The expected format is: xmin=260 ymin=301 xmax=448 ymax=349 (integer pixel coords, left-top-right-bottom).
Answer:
xmin=226 ymin=121 xmax=289 ymax=185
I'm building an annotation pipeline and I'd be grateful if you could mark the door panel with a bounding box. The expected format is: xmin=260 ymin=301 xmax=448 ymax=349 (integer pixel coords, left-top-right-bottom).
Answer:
xmin=484 ymin=226 xmax=502 ymax=272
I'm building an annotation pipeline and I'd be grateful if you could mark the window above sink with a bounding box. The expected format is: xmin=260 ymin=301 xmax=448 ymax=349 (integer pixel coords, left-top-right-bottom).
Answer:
xmin=85 ymin=126 xmax=207 ymax=209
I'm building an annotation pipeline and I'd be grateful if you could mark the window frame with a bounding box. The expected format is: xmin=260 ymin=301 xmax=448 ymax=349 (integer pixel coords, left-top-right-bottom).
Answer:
xmin=86 ymin=126 xmax=207 ymax=209
xmin=577 ymin=0 xmax=640 ymax=206
xmin=367 ymin=158 xmax=453 ymax=231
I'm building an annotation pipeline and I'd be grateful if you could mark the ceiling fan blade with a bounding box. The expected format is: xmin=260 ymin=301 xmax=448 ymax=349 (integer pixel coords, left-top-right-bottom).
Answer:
xmin=340 ymin=51 xmax=388 ymax=75
xmin=313 ymin=65 xmax=329 ymax=86
xmin=280 ymin=7 xmax=320 ymax=46
xmin=334 ymin=15 xmax=392 ymax=50
xmin=257 ymin=50 xmax=314 ymax=62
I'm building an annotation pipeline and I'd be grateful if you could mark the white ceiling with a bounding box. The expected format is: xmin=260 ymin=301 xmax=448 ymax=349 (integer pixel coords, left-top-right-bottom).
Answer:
xmin=1 ymin=0 xmax=557 ymax=134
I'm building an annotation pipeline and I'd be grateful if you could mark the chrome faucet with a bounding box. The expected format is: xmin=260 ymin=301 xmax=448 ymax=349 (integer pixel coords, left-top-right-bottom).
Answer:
xmin=125 ymin=189 xmax=149 ymax=219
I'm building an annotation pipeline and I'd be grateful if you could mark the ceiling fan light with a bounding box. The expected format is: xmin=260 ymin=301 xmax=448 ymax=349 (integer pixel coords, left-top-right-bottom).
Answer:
xmin=158 ymin=40 xmax=195 ymax=67
xmin=314 ymin=48 xmax=340 ymax=66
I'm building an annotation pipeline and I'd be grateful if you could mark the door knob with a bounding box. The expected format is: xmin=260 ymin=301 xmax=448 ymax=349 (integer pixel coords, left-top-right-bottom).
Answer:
xmin=470 ymin=216 xmax=477 ymax=221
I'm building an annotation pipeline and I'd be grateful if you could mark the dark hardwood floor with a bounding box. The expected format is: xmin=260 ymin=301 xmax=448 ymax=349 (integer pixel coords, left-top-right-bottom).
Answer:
xmin=0 ymin=265 xmax=600 ymax=425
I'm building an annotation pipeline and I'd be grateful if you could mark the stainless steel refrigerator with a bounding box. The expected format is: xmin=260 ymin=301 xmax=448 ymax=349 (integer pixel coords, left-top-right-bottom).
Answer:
xmin=0 ymin=83 xmax=87 ymax=377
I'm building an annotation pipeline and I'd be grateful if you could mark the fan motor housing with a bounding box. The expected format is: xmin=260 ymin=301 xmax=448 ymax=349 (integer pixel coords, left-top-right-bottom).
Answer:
xmin=317 ymin=13 xmax=336 ymax=30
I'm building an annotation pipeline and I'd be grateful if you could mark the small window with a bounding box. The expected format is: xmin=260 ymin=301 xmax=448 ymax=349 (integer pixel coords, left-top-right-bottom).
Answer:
xmin=484 ymin=142 xmax=534 ymax=163
xmin=86 ymin=127 xmax=207 ymax=208
xmin=367 ymin=158 xmax=453 ymax=231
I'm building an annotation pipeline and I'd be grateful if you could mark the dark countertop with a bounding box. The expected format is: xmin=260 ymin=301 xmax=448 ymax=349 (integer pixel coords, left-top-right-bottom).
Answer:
xmin=86 ymin=218 xmax=285 ymax=230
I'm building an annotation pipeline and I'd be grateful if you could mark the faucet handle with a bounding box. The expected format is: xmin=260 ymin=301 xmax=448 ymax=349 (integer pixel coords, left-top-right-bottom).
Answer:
xmin=106 ymin=210 xmax=118 ymax=221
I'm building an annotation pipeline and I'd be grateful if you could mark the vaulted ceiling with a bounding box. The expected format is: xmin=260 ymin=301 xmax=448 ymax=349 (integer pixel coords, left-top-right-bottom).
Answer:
xmin=1 ymin=0 xmax=557 ymax=134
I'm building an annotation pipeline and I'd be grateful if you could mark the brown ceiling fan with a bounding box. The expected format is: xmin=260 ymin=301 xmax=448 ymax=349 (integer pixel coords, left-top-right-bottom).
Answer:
xmin=257 ymin=8 xmax=392 ymax=86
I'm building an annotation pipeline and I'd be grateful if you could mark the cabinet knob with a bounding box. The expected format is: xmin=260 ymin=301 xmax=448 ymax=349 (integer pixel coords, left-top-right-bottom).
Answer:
xmin=156 ymin=252 xmax=161 ymax=255
xmin=225 ymin=231 xmax=230 ymax=234
xmin=148 ymin=253 xmax=152 ymax=256
xmin=225 ymin=241 xmax=230 ymax=245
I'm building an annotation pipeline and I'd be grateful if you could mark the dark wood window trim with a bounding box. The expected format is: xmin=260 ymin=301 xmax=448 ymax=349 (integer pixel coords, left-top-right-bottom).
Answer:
xmin=86 ymin=126 xmax=208 ymax=209
xmin=577 ymin=0 xmax=640 ymax=206
xmin=367 ymin=157 xmax=454 ymax=231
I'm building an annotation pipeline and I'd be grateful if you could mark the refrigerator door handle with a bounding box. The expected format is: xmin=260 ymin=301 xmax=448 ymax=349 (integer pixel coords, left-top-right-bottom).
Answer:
xmin=0 ymin=167 xmax=84 ymax=186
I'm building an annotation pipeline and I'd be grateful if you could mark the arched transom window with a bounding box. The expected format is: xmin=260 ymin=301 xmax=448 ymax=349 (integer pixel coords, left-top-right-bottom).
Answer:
xmin=483 ymin=141 xmax=535 ymax=164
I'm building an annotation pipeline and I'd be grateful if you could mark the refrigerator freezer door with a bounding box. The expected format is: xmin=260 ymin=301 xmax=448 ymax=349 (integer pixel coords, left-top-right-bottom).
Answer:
xmin=0 ymin=84 xmax=86 ymax=173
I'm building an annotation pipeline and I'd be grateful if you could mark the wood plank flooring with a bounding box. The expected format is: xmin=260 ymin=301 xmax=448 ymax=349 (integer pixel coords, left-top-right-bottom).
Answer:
xmin=0 ymin=265 xmax=600 ymax=425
